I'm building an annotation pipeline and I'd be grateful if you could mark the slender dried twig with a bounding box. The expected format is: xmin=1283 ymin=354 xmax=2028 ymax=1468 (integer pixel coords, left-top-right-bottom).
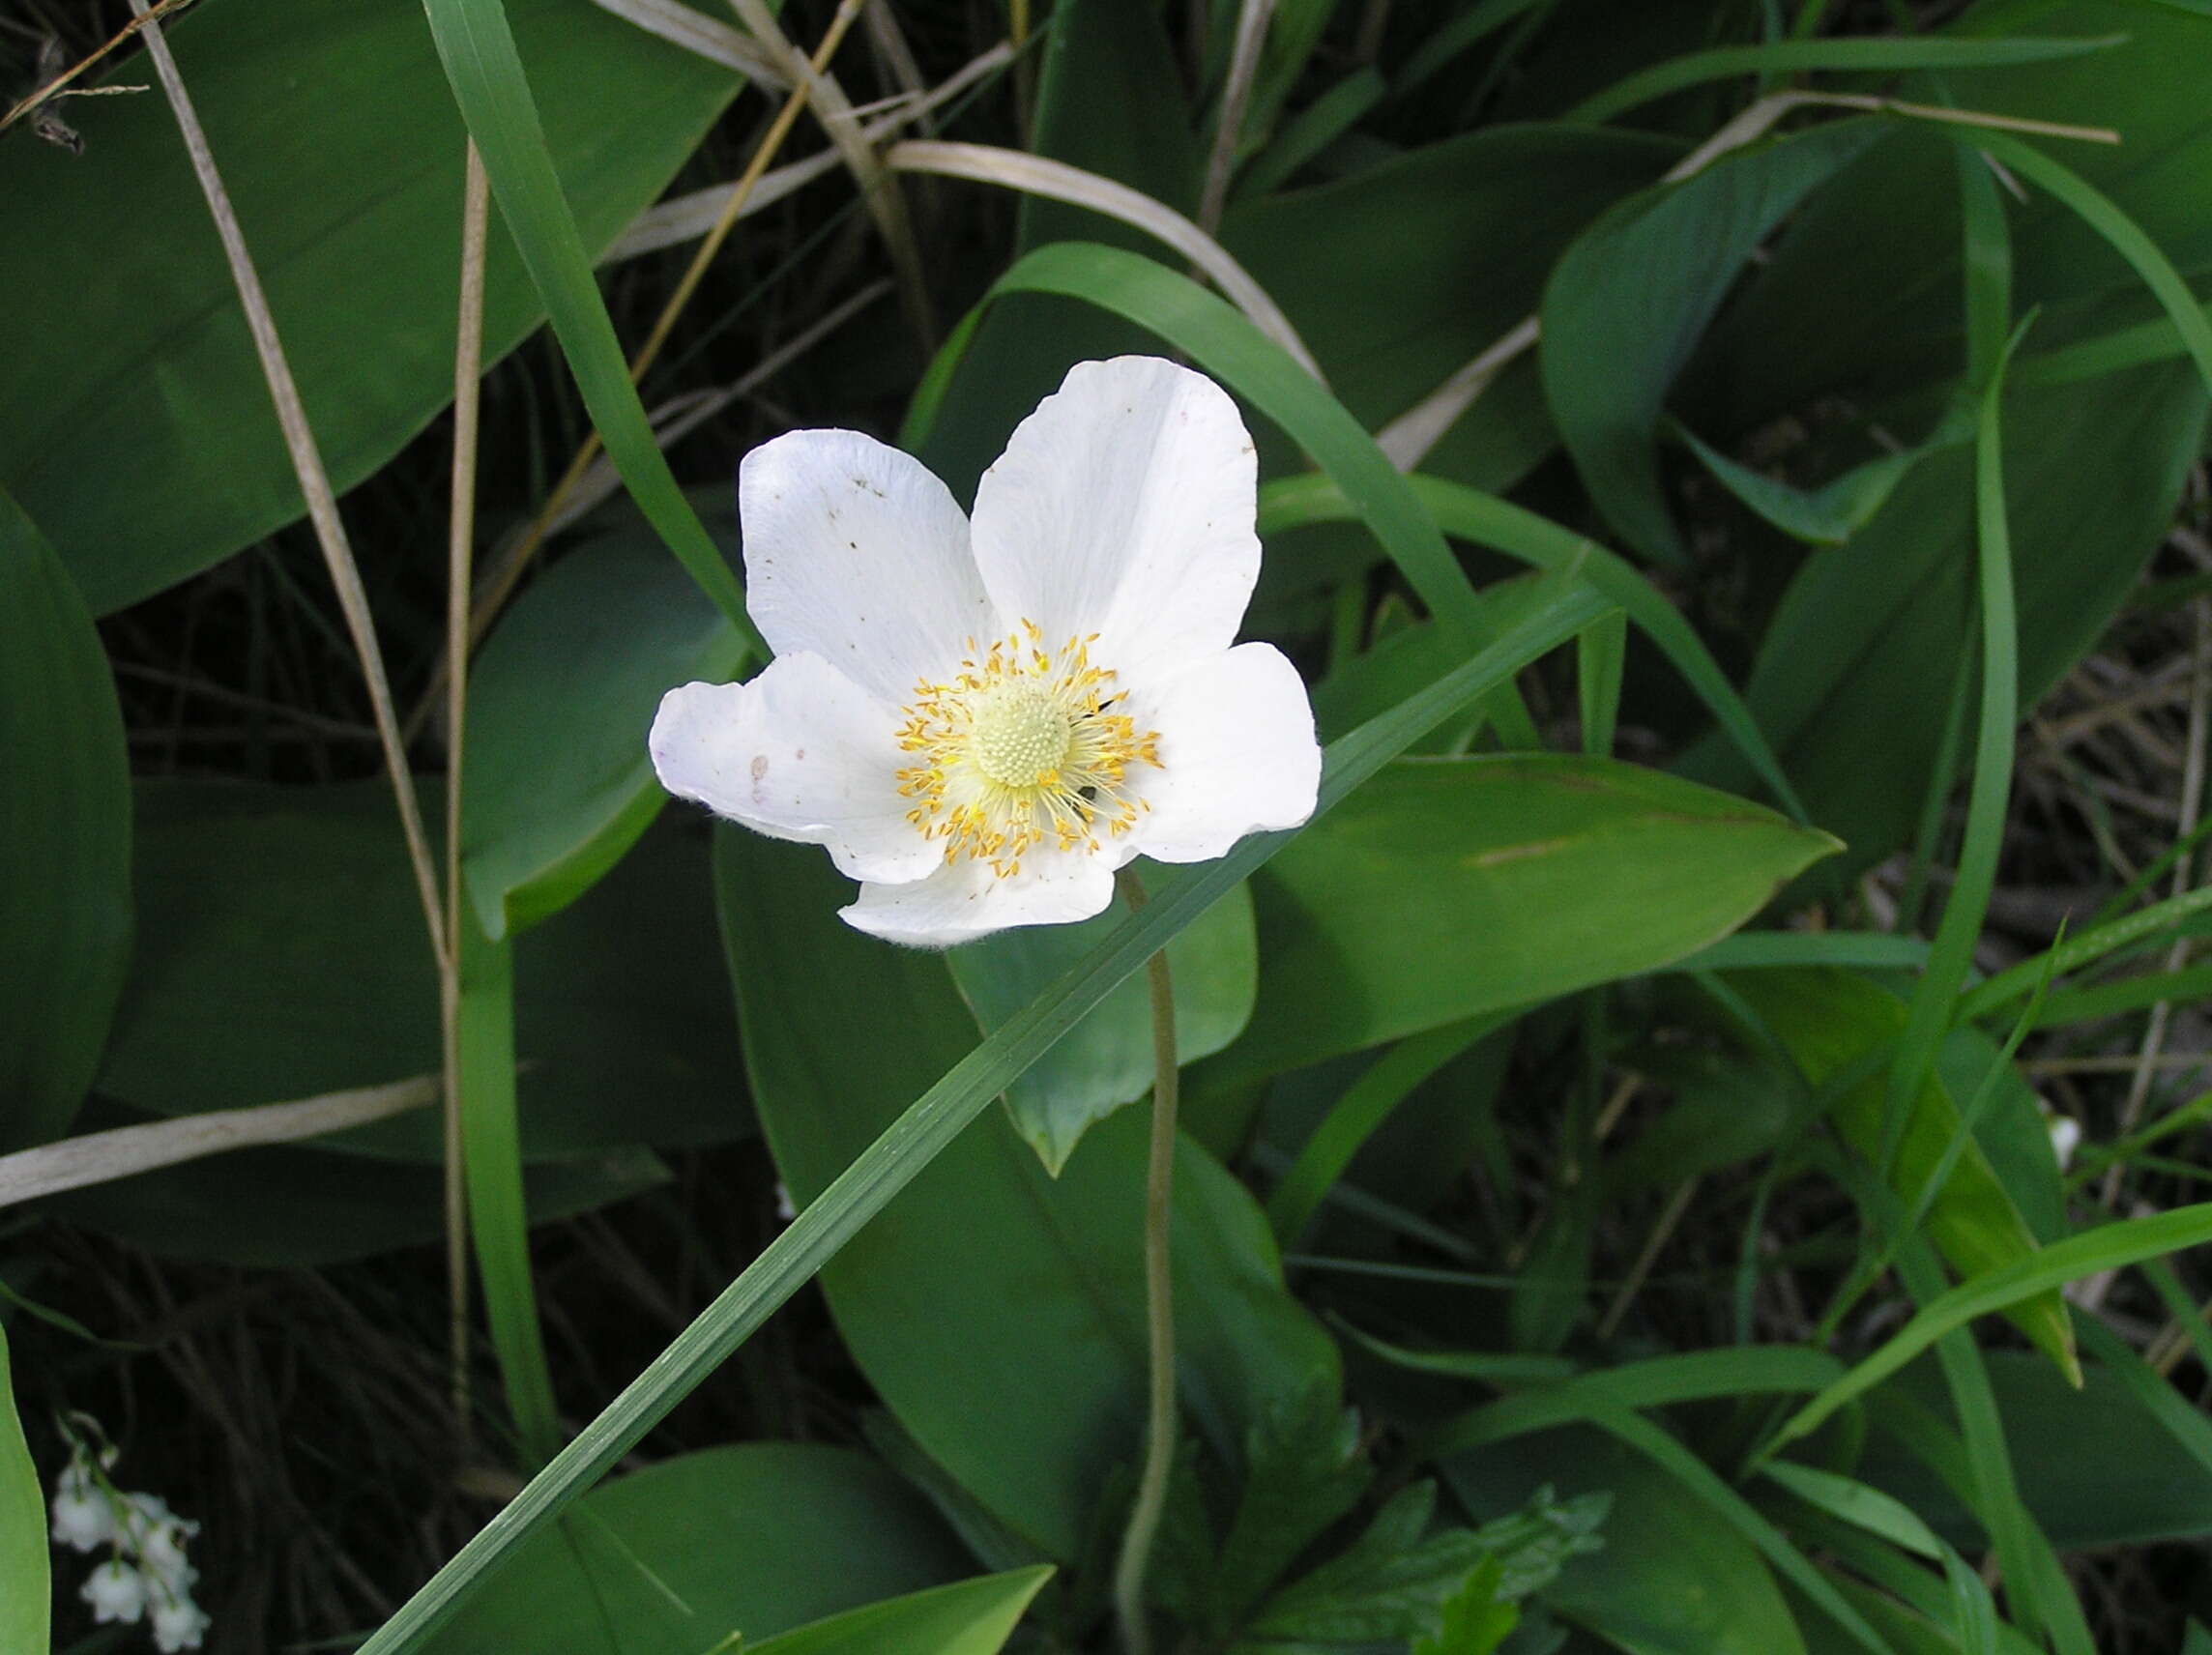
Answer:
xmin=888 ymin=139 xmax=1324 ymax=380
xmin=129 ymin=0 xmax=449 ymax=972
xmin=0 ymin=1078 xmax=438 ymax=1209
xmin=442 ymin=140 xmax=493 ymax=1436
xmin=0 ymin=0 xmax=191 ymax=135
xmin=2101 ymin=597 xmax=2211 ymax=1209
xmin=588 ymin=0 xmax=785 ymax=85
xmin=1198 ymin=0 xmax=1276 ymax=233
xmin=726 ymin=0 xmax=935 ymax=346
xmin=603 ymin=42 xmax=1010 ymax=262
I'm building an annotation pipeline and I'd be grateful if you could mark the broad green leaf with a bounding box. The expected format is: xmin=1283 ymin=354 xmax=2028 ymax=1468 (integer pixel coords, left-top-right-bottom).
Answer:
xmin=0 ymin=0 xmax=737 ymax=615
xmin=421 ymin=1444 xmax=974 ymax=1654
xmin=0 ymin=1321 xmax=44 ymax=1655
xmin=1443 ymin=1426 xmax=1806 ymax=1655
xmin=1724 ymin=969 xmax=2074 ymax=1378
xmin=1934 ymin=1026 xmax=2066 ymax=1245
xmin=100 ymin=784 xmax=745 ymax=1160
xmin=1684 ymin=359 xmax=2208 ymax=882
xmin=462 ymin=516 xmax=744 ymax=940
xmin=1541 ymin=119 xmax=1886 ymax=566
xmin=1224 ymin=125 xmax=1678 ymax=503
xmin=1704 ymin=1 xmax=2212 ymax=422
xmin=946 ymin=876 xmax=1256 ymax=1173
xmin=1199 ymin=755 xmax=1838 ymax=1089
xmin=749 ymin=1568 xmax=1053 ymax=1655
xmin=0 ymin=490 xmax=129 ymax=1151
xmin=719 ymin=831 xmax=1337 ymax=1562
xmin=1860 ymin=1351 xmax=2212 ymax=1551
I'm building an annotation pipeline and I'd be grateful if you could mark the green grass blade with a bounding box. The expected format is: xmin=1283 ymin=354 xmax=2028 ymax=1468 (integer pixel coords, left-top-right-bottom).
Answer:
xmin=1578 ymin=609 xmax=1627 ymax=757
xmin=1873 ymin=311 xmax=2034 ymax=1209
xmin=1903 ymin=1245 xmax=2080 ymax=1650
xmin=1563 ymin=35 xmax=2123 ymax=125
xmin=970 ymin=241 xmax=1540 ymax=748
xmin=420 ymin=0 xmax=755 ymax=640
xmin=1416 ymin=1344 xmax=1846 ymax=1458
xmin=354 ymin=574 xmax=1613 ymax=1655
xmin=1956 ymin=882 xmax=2212 ymax=1022
xmin=0 ymin=1321 xmax=44 ymax=1655
xmin=1395 ymin=0 xmax=1550 ymax=93
xmin=1590 ymin=1403 xmax=1894 ymax=1655
xmin=1259 ymin=471 xmax=1808 ymax=818
xmin=1674 ymin=933 xmax=1930 ymax=972
xmin=458 ymin=907 xmax=560 ymax=1469
xmin=1967 ymin=129 xmax=2212 ymax=396
xmin=1266 ymin=1013 xmax=1506 ymax=1249
xmin=1769 ymin=1202 xmax=2212 ymax=1452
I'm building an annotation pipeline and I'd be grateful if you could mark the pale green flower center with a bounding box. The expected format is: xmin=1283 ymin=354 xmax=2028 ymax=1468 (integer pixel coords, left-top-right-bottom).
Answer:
xmin=970 ymin=681 xmax=1074 ymax=789
xmin=895 ymin=622 xmax=1162 ymax=879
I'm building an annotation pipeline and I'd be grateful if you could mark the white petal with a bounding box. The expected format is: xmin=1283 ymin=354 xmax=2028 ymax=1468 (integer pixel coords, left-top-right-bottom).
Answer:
xmin=649 ymin=654 xmax=941 ymax=886
xmin=740 ymin=428 xmax=998 ymax=703
xmin=1126 ymin=644 xmax=1321 ymax=862
xmin=969 ymin=357 xmax=1261 ymax=685
xmin=840 ymin=850 xmax=1119 ymax=948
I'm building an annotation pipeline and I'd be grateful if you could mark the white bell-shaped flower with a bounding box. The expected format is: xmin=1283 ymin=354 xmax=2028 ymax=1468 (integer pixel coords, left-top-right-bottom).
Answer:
xmin=150 ymin=1592 xmax=213 ymax=1652
xmin=50 ymin=1459 xmax=116 ymax=1553
xmin=82 ymin=1557 xmax=148 ymax=1625
xmin=652 ymin=357 xmax=1321 ymax=946
xmin=124 ymin=1493 xmax=200 ymax=1591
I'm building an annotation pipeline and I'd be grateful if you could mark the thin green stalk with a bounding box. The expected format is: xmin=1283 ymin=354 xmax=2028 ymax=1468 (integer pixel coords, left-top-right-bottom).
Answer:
xmin=1112 ymin=868 xmax=1179 ymax=1655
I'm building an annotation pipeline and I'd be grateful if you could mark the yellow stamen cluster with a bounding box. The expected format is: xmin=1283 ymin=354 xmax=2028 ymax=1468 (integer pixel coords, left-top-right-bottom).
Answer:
xmin=896 ymin=621 xmax=1161 ymax=878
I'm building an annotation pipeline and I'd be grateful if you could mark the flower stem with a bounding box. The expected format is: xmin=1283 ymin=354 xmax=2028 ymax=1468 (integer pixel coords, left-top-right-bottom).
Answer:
xmin=1112 ymin=869 xmax=1178 ymax=1655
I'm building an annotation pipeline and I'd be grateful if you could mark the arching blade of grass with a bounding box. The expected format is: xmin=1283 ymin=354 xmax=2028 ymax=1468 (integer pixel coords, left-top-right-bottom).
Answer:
xmin=352 ymin=571 xmax=1614 ymax=1655
xmin=420 ymin=0 xmax=753 ymax=639
xmin=1766 ymin=1203 xmax=2212 ymax=1454
xmin=1564 ymin=35 xmax=2123 ymax=125
xmin=1966 ymin=129 xmax=2212 ymax=395
xmin=457 ymin=911 xmax=560 ymax=1469
xmin=1958 ymin=883 xmax=2212 ymax=1023
xmin=1869 ymin=303 xmax=2039 ymax=1302
xmin=1260 ymin=471 xmax=1808 ymax=819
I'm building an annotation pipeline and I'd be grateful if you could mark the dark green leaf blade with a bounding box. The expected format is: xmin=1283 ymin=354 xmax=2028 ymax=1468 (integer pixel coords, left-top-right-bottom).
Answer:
xmin=0 ymin=489 xmax=130 ymax=1150
xmin=0 ymin=0 xmax=738 ymax=614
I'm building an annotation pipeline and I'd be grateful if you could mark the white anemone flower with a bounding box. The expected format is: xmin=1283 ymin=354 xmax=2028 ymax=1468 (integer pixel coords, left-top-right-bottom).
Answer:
xmin=652 ymin=356 xmax=1321 ymax=947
